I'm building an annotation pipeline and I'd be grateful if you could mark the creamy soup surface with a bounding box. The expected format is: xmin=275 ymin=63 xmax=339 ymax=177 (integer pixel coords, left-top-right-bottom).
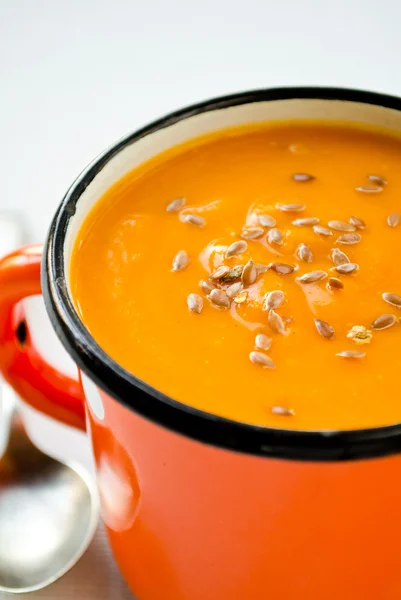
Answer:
xmin=71 ymin=121 xmax=401 ymax=430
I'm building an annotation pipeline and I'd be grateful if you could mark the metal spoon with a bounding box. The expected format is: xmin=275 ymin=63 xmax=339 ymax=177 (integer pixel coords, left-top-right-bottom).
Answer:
xmin=0 ymin=380 xmax=99 ymax=593
xmin=0 ymin=210 xmax=99 ymax=592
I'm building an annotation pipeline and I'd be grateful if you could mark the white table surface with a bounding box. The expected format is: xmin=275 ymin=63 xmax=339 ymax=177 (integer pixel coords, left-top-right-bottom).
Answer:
xmin=1 ymin=0 xmax=401 ymax=597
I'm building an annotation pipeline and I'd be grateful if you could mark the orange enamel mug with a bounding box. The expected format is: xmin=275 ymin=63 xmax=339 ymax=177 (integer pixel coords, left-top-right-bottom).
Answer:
xmin=2 ymin=88 xmax=401 ymax=600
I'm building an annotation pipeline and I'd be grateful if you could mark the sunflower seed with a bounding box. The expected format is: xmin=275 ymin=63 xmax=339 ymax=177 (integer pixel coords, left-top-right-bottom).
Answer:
xmin=220 ymin=265 xmax=243 ymax=283
xmin=234 ymin=291 xmax=248 ymax=304
xmin=249 ymin=351 xmax=275 ymax=369
xmin=330 ymin=248 xmax=350 ymax=266
xmin=382 ymin=292 xmax=401 ymax=308
xmin=199 ymin=279 xmax=215 ymax=294
xmin=314 ymin=319 xmax=334 ymax=340
xmin=355 ymin=185 xmax=383 ymax=193
xmin=180 ymin=213 xmax=206 ymax=227
xmin=267 ymin=228 xmax=284 ymax=245
xmin=387 ymin=213 xmax=400 ymax=228
xmin=297 ymin=270 xmax=327 ymax=283
xmin=268 ymin=309 xmax=286 ymax=334
xmin=328 ymin=220 xmax=357 ymax=232
xmin=172 ymin=250 xmax=189 ymax=271
xmin=346 ymin=325 xmax=372 ymax=344
xmin=226 ymin=281 xmax=243 ymax=299
xmin=242 ymin=259 xmax=257 ymax=286
xmin=349 ymin=216 xmax=366 ymax=230
xmin=241 ymin=226 xmax=265 ymax=240
xmin=225 ymin=240 xmax=248 ymax=258
xmin=271 ymin=406 xmax=295 ymax=416
xmin=368 ymin=174 xmax=387 ymax=186
xmin=371 ymin=314 xmax=397 ymax=330
xmin=255 ymin=263 xmax=271 ymax=276
xmin=277 ymin=203 xmax=306 ymax=212
xmin=296 ymin=243 xmax=313 ymax=262
xmin=292 ymin=173 xmax=315 ymax=183
xmin=187 ymin=293 xmax=203 ymax=314
xmin=166 ymin=197 xmax=185 ymax=212
xmin=210 ymin=265 xmax=231 ymax=280
xmin=334 ymin=263 xmax=359 ymax=275
xmin=337 ymin=233 xmax=361 ymax=245
xmin=264 ymin=290 xmax=285 ymax=310
xmin=313 ymin=225 xmax=332 ymax=237
xmin=270 ymin=263 xmax=295 ymax=275
xmin=328 ymin=277 xmax=344 ymax=290
xmin=292 ymin=217 xmax=320 ymax=227
xmin=255 ymin=333 xmax=272 ymax=351
xmin=336 ymin=350 xmax=366 ymax=359
xmin=258 ymin=214 xmax=276 ymax=228
xmin=208 ymin=289 xmax=231 ymax=308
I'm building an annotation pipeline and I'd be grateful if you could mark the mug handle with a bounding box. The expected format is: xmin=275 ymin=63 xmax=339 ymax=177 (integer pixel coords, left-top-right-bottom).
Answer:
xmin=0 ymin=244 xmax=86 ymax=431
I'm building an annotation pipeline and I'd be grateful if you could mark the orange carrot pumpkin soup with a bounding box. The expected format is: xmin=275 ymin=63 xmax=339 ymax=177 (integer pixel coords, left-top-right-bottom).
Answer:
xmin=70 ymin=122 xmax=401 ymax=431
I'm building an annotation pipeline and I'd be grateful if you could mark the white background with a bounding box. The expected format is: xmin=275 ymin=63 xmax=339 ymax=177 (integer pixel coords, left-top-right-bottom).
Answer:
xmin=0 ymin=0 xmax=400 ymax=597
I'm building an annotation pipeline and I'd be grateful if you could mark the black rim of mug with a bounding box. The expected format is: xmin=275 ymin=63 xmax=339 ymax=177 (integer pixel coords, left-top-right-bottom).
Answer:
xmin=42 ymin=86 xmax=401 ymax=462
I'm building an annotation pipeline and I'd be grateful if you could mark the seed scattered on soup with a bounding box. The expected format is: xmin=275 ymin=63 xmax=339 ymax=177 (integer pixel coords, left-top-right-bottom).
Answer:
xmin=328 ymin=220 xmax=356 ymax=233
xmin=249 ymin=351 xmax=275 ymax=369
xmin=336 ymin=233 xmax=361 ymax=245
xmin=210 ymin=265 xmax=230 ymax=280
xmin=328 ymin=277 xmax=344 ymax=290
xmin=268 ymin=310 xmax=286 ymax=335
xmin=270 ymin=263 xmax=295 ymax=275
xmin=349 ymin=216 xmax=366 ymax=230
xmin=277 ymin=203 xmax=306 ymax=213
xmin=371 ymin=314 xmax=397 ymax=330
xmin=334 ymin=263 xmax=359 ymax=275
xmin=172 ymin=250 xmax=189 ymax=272
xmin=368 ymin=174 xmax=387 ymax=186
xmin=234 ymin=291 xmax=248 ymax=304
xmin=297 ymin=270 xmax=327 ymax=284
xmin=382 ymin=292 xmax=401 ymax=308
xmin=241 ymin=226 xmax=264 ymax=240
xmin=242 ymin=260 xmax=257 ymax=286
xmin=255 ymin=333 xmax=272 ymax=351
xmin=267 ymin=228 xmax=284 ymax=245
xmin=258 ymin=214 xmax=276 ymax=228
xmin=226 ymin=281 xmax=243 ymax=298
xmin=180 ymin=213 xmax=206 ymax=227
xmin=347 ymin=325 xmax=372 ymax=344
xmin=336 ymin=350 xmax=366 ymax=359
xmin=292 ymin=173 xmax=315 ymax=183
xmin=314 ymin=319 xmax=335 ymax=340
xmin=355 ymin=185 xmax=383 ymax=194
xmin=296 ymin=243 xmax=313 ymax=262
xmin=313 ymin=225 xmax=332 ymax=237
xmin=166 ymin=197 xmax=185 ymax=212
xmin=263 ymin=290 xmax=285 ymax=311
xmin=221 ymin=265 xmax=243 ymax=283
xmin=330 ymin=248 xmax=350 ymax=266
xmin=387 ymin=213 xmax=400 ymax=228
xmin=71 ymin=122 xmax=401 ymax=430
xmin=271 ymin=405 xmax=295 ymax=416
xmin=208 ymin=289 xmax=230 ymax=309
xmin=293 ymin=217 xmax=319 ymax=227
xmin=225 ymin=240 xmax=248 ymax=258
xmin=187 ymin=294 xmax=203 ymax=314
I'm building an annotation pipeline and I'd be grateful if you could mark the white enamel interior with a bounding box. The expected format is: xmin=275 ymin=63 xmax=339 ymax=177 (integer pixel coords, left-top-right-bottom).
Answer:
xmin=64 ymin=97 xmax=401 ymax=283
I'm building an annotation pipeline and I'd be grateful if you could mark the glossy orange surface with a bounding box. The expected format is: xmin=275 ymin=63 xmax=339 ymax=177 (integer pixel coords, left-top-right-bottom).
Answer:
xmin=72 ymin=122 xmax=401 ymax=430
xmin=0 ymin=245 xmax=85 ymax=429
xmin=88 ymin=391 xmax=401 ymax=600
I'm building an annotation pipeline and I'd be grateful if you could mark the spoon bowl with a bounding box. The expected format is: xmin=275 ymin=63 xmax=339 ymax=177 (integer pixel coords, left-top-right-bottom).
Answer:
xmin=0 ymin=386 xmax=99 ymax=593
